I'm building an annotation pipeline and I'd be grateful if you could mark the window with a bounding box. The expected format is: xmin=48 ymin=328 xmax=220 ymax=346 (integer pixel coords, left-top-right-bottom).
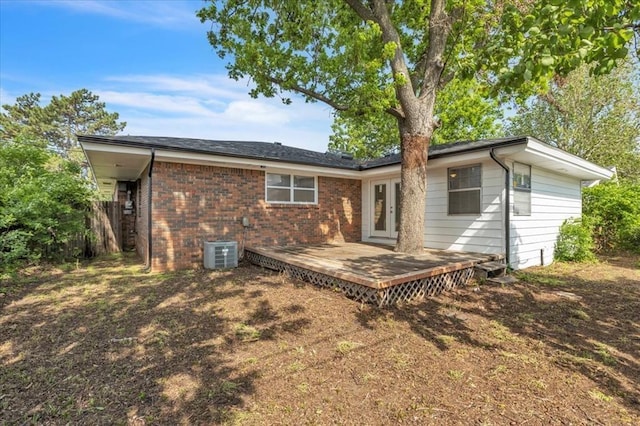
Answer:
xmin=266 ymin=173 xmax=317 ymax=204
xmin=448 ymin=164 xmax=482 ymax=215
xmin=513 ymin=162 xmax=531 ymax=216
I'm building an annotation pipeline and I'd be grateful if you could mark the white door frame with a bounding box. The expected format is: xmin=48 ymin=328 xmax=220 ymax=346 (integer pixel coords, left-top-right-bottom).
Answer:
xmin=370 ymin=178 xmax=401 ymax=238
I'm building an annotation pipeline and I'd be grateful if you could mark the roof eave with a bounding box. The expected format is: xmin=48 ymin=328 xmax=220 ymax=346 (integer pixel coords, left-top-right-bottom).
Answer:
xmin=78 ymin=135 xmax=360 ymax=172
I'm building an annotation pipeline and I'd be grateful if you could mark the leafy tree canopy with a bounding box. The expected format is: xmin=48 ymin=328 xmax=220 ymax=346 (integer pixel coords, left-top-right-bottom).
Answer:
xmin=0 ymin=89 xmax=126 ymax=162
xmin=329 ymin=78 xmax=504 ymax=159
xmin=506 ymin=60 xmax=640 ymax=182
xmin=198 ymin=0 xmax=639 ymax=116
xmin=483 ymin=0 xmax=640 ymax=93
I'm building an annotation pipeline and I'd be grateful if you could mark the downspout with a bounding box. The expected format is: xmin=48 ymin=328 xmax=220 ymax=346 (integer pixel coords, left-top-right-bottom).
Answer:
xmin=490 ymin=149 xmax=510 ymax=267
xmin=147 ymin=148 xmax=155 ymax=270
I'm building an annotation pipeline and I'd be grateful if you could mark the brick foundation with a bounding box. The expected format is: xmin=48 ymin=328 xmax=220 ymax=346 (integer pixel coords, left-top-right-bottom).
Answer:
xmin=149 ymin=161 xmax=361 ymax=271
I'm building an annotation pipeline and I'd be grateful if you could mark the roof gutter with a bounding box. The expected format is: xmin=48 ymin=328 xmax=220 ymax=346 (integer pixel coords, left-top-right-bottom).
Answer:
xmin=147 ymin=148 xmax=155 ymax=271
xmin=490 ymin=148 xmax=511 ymax=267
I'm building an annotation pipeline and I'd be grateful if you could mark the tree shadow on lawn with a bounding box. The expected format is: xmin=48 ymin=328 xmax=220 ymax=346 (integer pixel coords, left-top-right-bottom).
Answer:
xmin=0 ymin=254 xmax=309 ymax=424
xmin=355 ymin=260 xmax=640 ymax=414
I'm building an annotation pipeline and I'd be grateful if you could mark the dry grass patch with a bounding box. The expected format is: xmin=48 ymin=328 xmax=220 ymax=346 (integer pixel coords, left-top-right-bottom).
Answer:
xmin=0 ymin=252 xmax=639 ymax=424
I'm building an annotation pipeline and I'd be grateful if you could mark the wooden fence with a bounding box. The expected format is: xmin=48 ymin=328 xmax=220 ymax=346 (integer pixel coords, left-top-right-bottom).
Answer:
xmin=86 ymin=201 xmax=121 ymax=257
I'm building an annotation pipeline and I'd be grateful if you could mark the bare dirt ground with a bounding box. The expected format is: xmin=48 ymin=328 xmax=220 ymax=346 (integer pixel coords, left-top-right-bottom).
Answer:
xmin=1 ymin=253 xmax=638 ymax=425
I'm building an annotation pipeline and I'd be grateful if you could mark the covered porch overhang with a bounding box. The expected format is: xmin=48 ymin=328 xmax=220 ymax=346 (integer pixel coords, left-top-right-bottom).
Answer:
xmin=81 ymin=141 xmax=152 ymax=198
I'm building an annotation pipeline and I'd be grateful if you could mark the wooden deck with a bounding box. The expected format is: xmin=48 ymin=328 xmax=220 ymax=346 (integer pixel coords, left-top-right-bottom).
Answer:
xmin=245 ymin=243 xmax=503 ymax=306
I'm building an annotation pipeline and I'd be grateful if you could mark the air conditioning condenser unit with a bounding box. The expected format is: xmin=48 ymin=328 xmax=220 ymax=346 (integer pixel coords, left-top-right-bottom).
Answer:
xmin=204 ymin=241 xmax=238 ymax=269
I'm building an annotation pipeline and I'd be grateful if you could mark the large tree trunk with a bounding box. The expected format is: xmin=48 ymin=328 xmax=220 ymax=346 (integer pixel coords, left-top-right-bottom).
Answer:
xmin=391 ymin=0 xmax=449 ymax=254
xmin=395 ymin=117 xmax=434 ymax=254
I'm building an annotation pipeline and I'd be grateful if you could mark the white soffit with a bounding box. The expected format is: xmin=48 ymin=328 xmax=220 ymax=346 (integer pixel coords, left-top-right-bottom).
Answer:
xmin=81 ymin=142 xmax=151 ymax=194
xmin=495 ymin=138 xmax=614 ymax=180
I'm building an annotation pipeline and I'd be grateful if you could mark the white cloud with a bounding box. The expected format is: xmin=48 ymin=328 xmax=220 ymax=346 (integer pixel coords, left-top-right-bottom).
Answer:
xmin=105 ymin=74 xmax=246 ymax=103
xmin=95 ymin=73 xmax=333 ymax=152
xmin=221 ymin=101 xmax=290 ymax=125
xmin=98 ymin=91 xmax=216 ymax=117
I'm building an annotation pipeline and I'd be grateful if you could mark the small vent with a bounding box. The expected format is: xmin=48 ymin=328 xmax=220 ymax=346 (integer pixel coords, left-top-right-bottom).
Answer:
xmin=204 ymin=241 xmax=238 ymax=269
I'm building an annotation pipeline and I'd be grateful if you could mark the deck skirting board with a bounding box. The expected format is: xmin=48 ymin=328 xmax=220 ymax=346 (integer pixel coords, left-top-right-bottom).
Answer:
xmin=245 ymin=250 xmax=475 ymax=307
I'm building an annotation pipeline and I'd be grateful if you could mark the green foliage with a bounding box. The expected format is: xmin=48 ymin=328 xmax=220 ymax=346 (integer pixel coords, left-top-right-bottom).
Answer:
xmin=583 ymin=182 xmax=640 ymax=253
xmin=0 ymin=89 xmax=126 ymax=162
xmin=555 ymin=218 xmax=596 ymax=262
xmin=329 ymin=78 xmax=504 ymax=158
xmin=199 ymin=1 xmax=640 ymax=112
xmin=480 ymin=0 xmax=640 ymax=95
xmin=0 ymin=137 xmax=92 ymax=270
xmin=507 ymin=61 xmax=640 ymax=181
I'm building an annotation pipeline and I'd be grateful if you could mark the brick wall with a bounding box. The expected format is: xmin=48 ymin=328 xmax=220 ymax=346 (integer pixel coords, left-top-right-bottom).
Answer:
xmin=149 ymin=161 xmax=361 ymax=271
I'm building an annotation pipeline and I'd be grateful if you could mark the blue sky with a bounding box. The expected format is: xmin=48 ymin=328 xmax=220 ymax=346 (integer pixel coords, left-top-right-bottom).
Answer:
xmin=0 ymin=0 xmax=334 ymax=152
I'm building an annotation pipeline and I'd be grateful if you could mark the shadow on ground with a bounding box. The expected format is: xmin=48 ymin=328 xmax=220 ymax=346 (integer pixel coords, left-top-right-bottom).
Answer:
xmin=0 ymin=253 xmax=305 ymax=424
xmin=355 ymin=256 xmax=640 ymax=414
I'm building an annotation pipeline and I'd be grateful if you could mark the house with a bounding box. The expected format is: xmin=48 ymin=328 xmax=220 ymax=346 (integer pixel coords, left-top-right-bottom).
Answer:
xmin=79 ymin=135 xmax=613 ymax=272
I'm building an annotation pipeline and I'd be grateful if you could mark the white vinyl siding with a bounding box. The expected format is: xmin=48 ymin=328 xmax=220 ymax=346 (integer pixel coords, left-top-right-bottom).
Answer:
xmin=510 ymin=165 xmax=582 ymax=269
xmin=424 ymin=159 xmax=504 ymax=254
xmin=361 ymin=157 xmax=586 ymax=271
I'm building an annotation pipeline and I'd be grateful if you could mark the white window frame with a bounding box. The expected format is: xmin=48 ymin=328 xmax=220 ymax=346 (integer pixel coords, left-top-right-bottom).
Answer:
xmin=448 ymin=164 xmax=482 ymax=215
xmin=513 ymin=162 xmax=531 ymax=216
xmin=265 ymin=172 xmax=318 ymax=204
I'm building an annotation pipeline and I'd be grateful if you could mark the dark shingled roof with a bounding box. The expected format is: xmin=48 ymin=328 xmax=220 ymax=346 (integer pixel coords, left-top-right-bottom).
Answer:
xmin=78 ymin=135 xmax=360 ymax=169
xmin=360 ymin=136 xmax=530 ymax=169
xmin=78 ymin=135 xmax=531 ymax=170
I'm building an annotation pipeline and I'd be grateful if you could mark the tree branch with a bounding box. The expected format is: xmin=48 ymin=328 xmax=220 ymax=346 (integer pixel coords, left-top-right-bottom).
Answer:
xmin=386 ymin=106 xmax=404 ymax=119
xmin=370 ymin=0 xmax=417 ymax=112
xmin=412 ymin=51 xmax=428 ymax=94
xmin=263 ymin=75 xmax=350 ymax=111
xmin=419 ymin=0 xmax=452 ymax=99
xmin=343 ymin=0 xmax=377 ymax=23
xmin=438 ymin=4 xmax=466 ymax=88
xmin=601 ymin=23 xmax=640 ymax=31
xmin=541 ymin=92 xmax=567 ymax=116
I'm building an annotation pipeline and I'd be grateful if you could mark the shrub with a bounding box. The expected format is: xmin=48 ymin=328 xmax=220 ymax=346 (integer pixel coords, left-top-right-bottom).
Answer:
xmin=583 ymin=181 xmax=640 ymax=253
xmin=0 ymin=137 xmax=92 ymax=271
xmin=555 ymin=218 xmax=596 ymax=262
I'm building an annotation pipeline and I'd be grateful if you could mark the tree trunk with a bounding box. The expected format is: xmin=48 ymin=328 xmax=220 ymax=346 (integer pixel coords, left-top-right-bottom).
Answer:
xmin=393 ymin=85 xmax=437 ymax=254
xmin=390 ymin=0 xmax=448 ymax=254
xmin=395 ymin=120 xmax=434 ymax=254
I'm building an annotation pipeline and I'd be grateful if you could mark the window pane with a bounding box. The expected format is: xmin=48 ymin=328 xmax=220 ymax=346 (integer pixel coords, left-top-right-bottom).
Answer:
xmin=267 ymin=188 xmax=290 ymax=202
xmin=373 ymin=184 xmax=387 ymax=231
xmin=267 ymin=173 xmax=290 ymax=187
xmin=294 ymin=175 xmax=315 ymax=189
xmin=513 ymin=163 xmax=531 ymax=189
xmin=514 ymin=190 xmax=531 ymax=216
xmin=449 ymin=190 xmax=481 ymax=214
xmin=293 ymin=189 xmax=314 ymax=202
xmin=449 ymin=165 xmax=480 ymax=190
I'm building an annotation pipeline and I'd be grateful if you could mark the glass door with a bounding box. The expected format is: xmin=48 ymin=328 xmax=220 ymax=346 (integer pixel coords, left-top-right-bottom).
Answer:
xmin=370 ymin=178 xmax=401 ymax=238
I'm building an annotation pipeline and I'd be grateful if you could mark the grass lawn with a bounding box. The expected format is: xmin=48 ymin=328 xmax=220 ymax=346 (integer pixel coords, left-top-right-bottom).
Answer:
xmin=1 ymin=253 xmax=639 ymax=424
